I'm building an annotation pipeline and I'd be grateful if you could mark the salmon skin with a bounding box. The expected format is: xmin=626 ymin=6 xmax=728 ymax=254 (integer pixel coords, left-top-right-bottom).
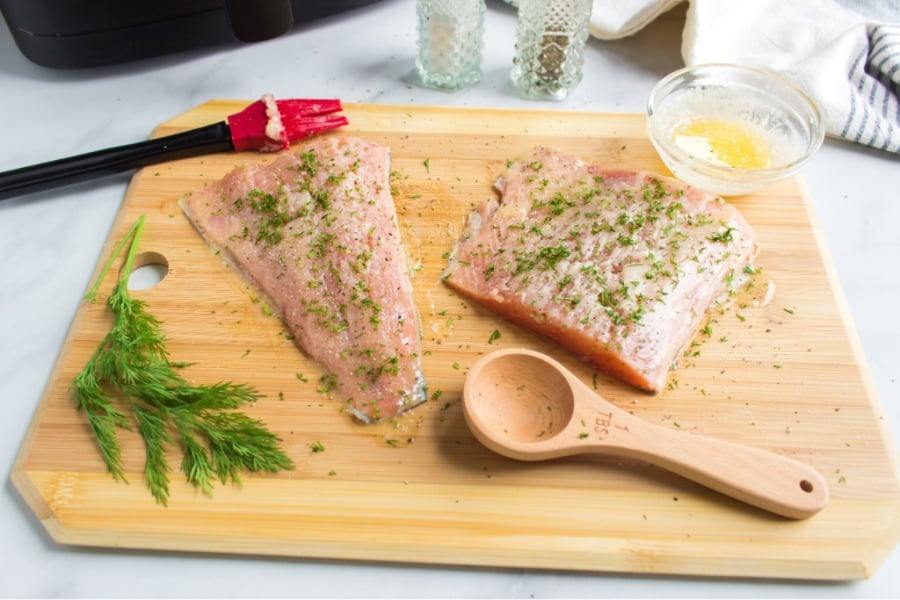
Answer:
xmin=180 ymin=137 xmax=425 ymax=423
xmin=443 ymin=147 xmax=758 ymax=393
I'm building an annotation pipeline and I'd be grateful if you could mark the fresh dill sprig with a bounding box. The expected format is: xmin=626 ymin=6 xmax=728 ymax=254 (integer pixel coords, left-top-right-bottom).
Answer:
xmin=72 ymin=215 xmax=294 ymax=505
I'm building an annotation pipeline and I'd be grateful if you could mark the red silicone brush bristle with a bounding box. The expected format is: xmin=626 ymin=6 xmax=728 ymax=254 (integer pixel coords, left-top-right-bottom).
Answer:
xmin=275 ymin=98 xmax=342 ymax=118
xmin=277 ymin=98 xmax=347 ymax=143
xmin=282 ymin=113 xmax=350 ymax=142
xmin=227 ymin=96 xmax=346 ymax=152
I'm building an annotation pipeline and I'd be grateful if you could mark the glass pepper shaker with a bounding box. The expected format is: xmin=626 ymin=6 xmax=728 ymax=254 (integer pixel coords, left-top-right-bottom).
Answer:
xmin=511 ymin=0 xmax=592 ymax=100
xmin=416 ymin=0 xmax=486 ymax=90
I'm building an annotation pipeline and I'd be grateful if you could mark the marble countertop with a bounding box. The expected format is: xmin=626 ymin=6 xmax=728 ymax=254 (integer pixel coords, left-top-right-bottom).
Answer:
xmin=1 ymin=1 xmax=897 ymax=597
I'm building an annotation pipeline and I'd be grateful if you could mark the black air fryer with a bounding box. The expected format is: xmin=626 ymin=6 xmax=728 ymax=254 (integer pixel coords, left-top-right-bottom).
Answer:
xmin=0 ymin=0 xmax=382 ymax=69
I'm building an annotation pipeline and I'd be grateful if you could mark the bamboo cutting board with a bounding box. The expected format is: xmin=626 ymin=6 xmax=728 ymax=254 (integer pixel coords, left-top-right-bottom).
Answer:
xmin=12 ymin=101 xmax=900 ymax=580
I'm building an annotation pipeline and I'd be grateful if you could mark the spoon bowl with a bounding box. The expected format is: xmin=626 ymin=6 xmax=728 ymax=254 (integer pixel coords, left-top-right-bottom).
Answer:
xmin=463 ymin=348 xmax=829 ymax=519
xmin=463 ymin=351 xmax=575 ymax=448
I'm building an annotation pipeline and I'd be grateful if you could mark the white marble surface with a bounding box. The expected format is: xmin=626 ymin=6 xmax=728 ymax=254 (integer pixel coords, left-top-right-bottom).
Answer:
xmin=1 ymin=1 xmax=898 ymax=597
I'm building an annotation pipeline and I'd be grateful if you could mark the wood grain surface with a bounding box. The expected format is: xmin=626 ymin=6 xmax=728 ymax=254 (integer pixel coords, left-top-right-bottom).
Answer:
xmin=12 ymin=101 xmax=900 ymax=580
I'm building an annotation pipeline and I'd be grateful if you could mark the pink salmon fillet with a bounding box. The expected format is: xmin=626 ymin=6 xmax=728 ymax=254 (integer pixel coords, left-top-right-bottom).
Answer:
xmin=443 ymin=146 xmax=758 ymax=392
xmin=180 ymin=136 xmax=425 ymax=422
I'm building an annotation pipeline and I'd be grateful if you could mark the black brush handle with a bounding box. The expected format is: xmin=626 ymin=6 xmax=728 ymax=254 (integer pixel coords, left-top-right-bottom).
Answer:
xmin=0 ymin=121 xmax=233 ymax=201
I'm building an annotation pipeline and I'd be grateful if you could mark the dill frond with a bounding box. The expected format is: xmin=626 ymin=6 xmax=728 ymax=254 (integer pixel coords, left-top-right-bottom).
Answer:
xmin=71 ymin=215 xmax=294 ymax=505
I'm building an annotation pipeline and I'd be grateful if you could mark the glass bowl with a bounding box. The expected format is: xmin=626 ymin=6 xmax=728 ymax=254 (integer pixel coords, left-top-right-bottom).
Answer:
xmin=646 ymin=64 xmax=825 ymax=195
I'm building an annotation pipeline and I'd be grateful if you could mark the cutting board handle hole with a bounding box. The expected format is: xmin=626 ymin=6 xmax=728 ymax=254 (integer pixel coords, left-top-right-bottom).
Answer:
xmin=126 ymin=251 xmax=169 ymax=291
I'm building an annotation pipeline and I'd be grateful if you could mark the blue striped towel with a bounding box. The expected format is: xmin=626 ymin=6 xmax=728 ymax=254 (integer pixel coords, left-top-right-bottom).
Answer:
xmin=588 ymin=0 xmax=900 ymax=154
xmin=843 ymin=23 xmax=900 ymax=152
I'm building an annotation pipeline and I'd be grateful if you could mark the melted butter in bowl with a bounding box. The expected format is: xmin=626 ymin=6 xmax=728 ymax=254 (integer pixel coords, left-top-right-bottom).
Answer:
xmin=672 ymin=117 xmax=773 ymax=170
xmin=647 ymin=64 xmax=824 ymax=196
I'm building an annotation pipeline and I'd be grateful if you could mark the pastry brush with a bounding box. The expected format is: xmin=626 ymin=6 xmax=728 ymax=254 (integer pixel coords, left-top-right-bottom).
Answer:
xmin=0 ymin=95 xmax=348 ymax=201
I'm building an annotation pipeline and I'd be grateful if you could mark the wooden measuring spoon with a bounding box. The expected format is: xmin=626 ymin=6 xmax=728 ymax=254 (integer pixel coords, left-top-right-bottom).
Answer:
xmin=462 ymin=348 xmax=829 ymax=519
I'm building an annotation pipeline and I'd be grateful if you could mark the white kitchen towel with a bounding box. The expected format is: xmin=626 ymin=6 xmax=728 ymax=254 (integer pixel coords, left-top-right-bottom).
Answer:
xmin=588 ymin=0 xmax=900 ymax=154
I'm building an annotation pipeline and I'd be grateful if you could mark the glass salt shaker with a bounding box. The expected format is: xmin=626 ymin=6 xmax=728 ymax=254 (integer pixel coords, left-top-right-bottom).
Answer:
xmin=416 ymin=0 xmax=485 ymax=90
xmin=511 ymin=0 xmax=593 ymax=100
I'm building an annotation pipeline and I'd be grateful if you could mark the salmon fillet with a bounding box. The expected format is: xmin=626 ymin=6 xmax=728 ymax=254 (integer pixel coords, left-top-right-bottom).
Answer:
xmin=180 ymin=137 xmax=425 ymax=422
xmin=443 ymin=147 xmax=758 ymax=392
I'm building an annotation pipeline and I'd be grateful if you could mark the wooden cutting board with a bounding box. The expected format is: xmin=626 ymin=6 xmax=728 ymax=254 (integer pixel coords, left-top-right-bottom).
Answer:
xmin=12 ymin=101 xmax=900 ymax=580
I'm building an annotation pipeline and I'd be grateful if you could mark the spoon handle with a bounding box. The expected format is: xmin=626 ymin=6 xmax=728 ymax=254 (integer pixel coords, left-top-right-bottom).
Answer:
xmin=603 ymin=411 xmax=829 ymax=519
